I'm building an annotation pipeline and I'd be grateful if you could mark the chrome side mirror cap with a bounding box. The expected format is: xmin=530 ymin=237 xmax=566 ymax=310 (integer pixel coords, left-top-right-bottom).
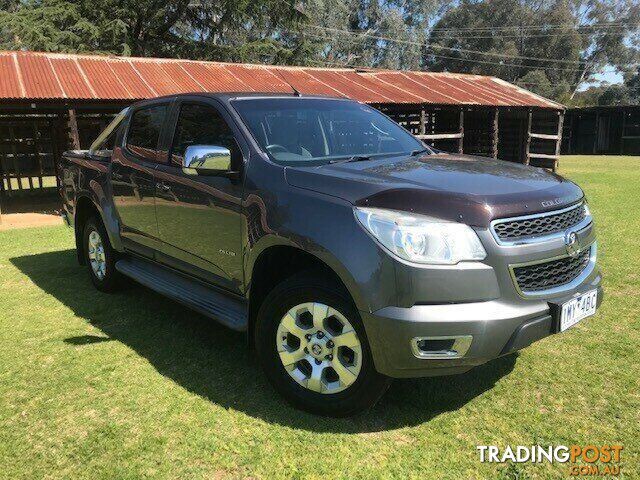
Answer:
xmin=183 ymin=145 xmax=232 ymax=173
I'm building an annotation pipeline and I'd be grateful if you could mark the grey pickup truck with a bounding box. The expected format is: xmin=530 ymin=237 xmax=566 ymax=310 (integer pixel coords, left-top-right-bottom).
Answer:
xmin=59 ymin=93 xmax=602 ymax=416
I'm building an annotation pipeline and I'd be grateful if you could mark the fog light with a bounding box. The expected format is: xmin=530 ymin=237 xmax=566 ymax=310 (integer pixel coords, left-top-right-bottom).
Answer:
xmin=417 ymin=338 xmax=455 ymax=352
xmin=411 ymin=335 xmax=473 ymax=359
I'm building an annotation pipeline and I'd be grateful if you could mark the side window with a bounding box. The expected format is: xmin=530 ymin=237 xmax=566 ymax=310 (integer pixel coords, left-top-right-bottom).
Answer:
xmin=170 ymin=103 xmax=240 ymax=166
xmin=126 ymin=104 xmax=167 ymax=162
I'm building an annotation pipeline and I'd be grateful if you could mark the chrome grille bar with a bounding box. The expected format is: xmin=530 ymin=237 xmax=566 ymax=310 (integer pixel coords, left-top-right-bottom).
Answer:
xmin=491 ymin=202 xmax=590 ymax=245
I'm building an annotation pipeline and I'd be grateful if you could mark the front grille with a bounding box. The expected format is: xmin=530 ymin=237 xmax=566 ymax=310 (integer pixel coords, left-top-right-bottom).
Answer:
xmin=513 ymin=247 xmax=591 ymax=293
xmin=493 ymin=203 xmax=586 ymax=242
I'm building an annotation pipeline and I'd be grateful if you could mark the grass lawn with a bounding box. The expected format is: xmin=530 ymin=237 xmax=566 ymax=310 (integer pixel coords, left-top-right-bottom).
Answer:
xmin=0 ymin=155 xmax=638 ymax=479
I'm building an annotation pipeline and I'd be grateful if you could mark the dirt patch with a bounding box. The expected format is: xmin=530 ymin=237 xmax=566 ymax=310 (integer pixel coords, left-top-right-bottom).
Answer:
xmin=0 ymin=212 xmax=63 ymax=230
xmin=0 ymin=194 xmax=63 ymax=230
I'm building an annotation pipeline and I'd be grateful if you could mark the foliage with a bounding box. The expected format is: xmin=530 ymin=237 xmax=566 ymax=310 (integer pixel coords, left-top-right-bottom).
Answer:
xmin=296 ymin=0 xmax=447 ymax=70
xmin=0 ymin=0 xmax=307 ymax=61
xmin=0 ymin=0 xmax=449 ymax=66
xmin=623 ymin=67 xmax=640 ymax=104
xmin=0 ymin=0 xmax=123 ymax=53
xmin=427 ymin=0 xmax=639 ymax=102
xmin=570 ymin=69 xmax=640 ymax=106
xmin=517 ymin=70 xmax=573 ymax=103
xmin=595 ymin=85 xmax=632 ymax=105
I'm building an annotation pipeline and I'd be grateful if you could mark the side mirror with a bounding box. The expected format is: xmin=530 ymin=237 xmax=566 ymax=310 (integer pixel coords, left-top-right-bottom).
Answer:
xmin=183 ymin=145 xmax=233 ymax=174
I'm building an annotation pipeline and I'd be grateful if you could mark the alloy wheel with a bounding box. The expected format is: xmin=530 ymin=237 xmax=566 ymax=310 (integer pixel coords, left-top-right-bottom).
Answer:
xmin=87 ymin=230 xmax=107 ymax=280
xmin=276 ymin=302 xmax=363 ymax=394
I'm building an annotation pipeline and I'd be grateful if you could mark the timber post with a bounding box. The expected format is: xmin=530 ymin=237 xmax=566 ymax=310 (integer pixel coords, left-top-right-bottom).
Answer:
xmin=67 ymin=109 xmax=81 ymax=150
xmin=492 ymin=108 xmax=499 ymax=159
xmin=554 ymin=111 xmax=564 ymax=171
xmin=458 ymin=108 xmax=464 ymax=154
xmin=524 ymin=109 xmax=532 ymax=165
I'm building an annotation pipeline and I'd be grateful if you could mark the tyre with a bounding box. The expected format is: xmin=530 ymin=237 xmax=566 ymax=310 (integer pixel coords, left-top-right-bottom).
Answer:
xmin=83 ymin=216 xmax=122 ymax=292
xmin=255 ymin=273 xmax=391 ymax=416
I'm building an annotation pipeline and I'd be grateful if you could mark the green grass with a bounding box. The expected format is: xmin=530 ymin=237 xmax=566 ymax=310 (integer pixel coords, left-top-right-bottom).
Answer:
xmin=0 ymin=155 xmax=638 ymax=479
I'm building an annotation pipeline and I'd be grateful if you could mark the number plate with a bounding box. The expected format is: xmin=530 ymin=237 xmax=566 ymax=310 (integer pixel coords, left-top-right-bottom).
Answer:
xmin=560 ymin=289 xmax=598 ymax=332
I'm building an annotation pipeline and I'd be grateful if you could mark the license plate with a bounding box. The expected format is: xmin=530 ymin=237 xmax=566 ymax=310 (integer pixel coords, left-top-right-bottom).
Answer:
xmin=560 ymin=289 xmax=598 ymax=332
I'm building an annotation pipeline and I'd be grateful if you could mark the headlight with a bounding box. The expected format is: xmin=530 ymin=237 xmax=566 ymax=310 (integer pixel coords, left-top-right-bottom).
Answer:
xmin=354 ymin=207 xmax=486 ymax=265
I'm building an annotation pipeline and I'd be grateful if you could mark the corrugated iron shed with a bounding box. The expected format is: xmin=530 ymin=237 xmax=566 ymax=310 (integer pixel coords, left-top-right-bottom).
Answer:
xmin=0 ymin=51 xmax=563 ymax=109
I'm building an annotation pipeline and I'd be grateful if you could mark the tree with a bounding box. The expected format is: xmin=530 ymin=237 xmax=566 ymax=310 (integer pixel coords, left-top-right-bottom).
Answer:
xmin=426 ymin=0 xmax=639 ymax=102
xmin=0 ymin=0 xmax=122 ymax=53
xmin=285 ymin=0 xmax=449 ymax=70
xmin=0 ymin=0 xmax=450 ymax=67
xmin=0 ymin=0 xmax=306 ymax=61
xmin=596 ymin=85 xmax=631 ymax=105
xmin=624 ymin=67 xmax=640 ymax=104
xmin=517 ymin=69 xmax=573 ymax=100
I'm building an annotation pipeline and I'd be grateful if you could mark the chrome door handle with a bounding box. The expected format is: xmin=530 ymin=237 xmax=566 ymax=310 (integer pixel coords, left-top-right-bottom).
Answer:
xmin=156 ymin=182 xmax=171 ymax=191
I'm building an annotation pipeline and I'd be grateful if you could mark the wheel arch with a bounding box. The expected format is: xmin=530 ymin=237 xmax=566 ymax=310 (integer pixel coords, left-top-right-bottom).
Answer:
xmin=74 ymin=195 xmax=101 ymax=265
xmin=246 ymin=243 xmax=361 ymax=344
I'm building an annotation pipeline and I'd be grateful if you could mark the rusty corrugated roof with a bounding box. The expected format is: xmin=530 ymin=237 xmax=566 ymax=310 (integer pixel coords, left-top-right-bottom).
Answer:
xmin=0 ymin=51 xmax=563 ymax=109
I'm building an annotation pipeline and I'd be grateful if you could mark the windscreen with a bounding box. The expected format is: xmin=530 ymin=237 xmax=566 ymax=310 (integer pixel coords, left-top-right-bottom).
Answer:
xmin=231 ymin=98 xmax=426 ymax=165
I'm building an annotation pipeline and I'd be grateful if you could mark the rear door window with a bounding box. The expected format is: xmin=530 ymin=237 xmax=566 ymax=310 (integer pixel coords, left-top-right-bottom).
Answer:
xmin=126 ymin=104 xmax=168 ymax=162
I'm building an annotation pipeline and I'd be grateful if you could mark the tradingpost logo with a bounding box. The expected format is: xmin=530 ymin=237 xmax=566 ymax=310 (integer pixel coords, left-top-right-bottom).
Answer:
xmin=477 ymin=444 xmax=624 ymax=476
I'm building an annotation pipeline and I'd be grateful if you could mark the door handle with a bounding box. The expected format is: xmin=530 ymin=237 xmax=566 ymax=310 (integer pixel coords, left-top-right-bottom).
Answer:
xmin=156 ymin=182 xmax=171 ymax=191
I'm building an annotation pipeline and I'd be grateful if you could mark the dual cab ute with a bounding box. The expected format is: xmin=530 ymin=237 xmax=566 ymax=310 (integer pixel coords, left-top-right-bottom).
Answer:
xmin=59 ymin=93 xmax=602 ymax=416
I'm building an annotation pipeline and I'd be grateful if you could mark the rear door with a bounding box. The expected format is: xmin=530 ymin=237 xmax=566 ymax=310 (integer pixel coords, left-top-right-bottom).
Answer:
xmin=110 ymin=102 xmax=169 ymax=255
xmin=154 ymin=99 xmax=245 ymax=293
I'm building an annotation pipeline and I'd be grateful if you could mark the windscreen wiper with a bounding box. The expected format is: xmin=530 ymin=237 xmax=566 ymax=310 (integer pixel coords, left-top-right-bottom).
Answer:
xmin=329 ymin=155 xmax=373 ymax=164
xmin=411 ymin=148 xmax=430 ymax=156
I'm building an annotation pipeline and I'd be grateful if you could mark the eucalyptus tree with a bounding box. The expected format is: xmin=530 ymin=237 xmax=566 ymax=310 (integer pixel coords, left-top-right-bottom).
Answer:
xmin=426 ymin=0 xmax=639 ymax=102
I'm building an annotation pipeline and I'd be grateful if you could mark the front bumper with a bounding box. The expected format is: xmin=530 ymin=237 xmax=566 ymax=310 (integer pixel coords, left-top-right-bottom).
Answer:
xmin=362 ymin=267 xmax=603 ymax=378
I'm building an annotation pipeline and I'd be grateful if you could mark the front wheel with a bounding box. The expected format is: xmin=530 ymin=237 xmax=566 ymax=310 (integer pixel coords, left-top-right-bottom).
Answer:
xmin=255 ymin=273 xmax=391 ymax=416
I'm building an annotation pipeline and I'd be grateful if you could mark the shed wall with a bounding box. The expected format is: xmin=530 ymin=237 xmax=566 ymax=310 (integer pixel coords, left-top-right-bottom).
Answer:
xmin=562 ymin=106 xmax=640 ymax=155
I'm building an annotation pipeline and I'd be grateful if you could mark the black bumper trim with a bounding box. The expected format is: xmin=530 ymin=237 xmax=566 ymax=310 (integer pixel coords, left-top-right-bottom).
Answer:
xmin=500 ymin=314 xmax=553 ymax=356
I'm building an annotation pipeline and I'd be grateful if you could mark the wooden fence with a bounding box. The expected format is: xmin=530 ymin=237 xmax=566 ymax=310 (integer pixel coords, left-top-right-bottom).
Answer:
xmin=562 ymin=106 xmax=640 ymax=155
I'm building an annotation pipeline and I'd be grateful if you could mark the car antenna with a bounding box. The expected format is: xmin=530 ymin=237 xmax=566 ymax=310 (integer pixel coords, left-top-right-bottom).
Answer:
xmin=273 ymin=69 xmax=302 ymax=97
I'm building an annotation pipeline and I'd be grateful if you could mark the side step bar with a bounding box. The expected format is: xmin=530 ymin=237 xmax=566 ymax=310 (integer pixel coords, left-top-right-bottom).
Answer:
xmin=115 ymin=257 xmax=248 ymax=331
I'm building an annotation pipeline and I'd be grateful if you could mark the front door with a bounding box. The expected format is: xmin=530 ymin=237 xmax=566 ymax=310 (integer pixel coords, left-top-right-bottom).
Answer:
xmin=111 ymin=103 xmax=168 ymax=255
xmin=154 ymin=101 xmax=245 ymax=293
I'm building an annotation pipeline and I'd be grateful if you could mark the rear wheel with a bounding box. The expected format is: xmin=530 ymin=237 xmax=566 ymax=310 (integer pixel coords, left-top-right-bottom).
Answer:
xmin=255 ymin=273 xmax=391 ymax=416
xmin=83 ymin=216 xmax=122 ymax=292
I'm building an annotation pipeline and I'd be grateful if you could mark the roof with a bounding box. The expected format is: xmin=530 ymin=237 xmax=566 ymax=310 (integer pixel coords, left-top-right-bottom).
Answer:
xmin=0 ymin=51 xmax=563 ymax=109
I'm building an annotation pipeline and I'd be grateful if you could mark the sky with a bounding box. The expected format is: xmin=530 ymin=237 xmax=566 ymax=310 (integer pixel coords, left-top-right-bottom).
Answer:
xmin=578 ymin=65 xmax=624 ymax=91
xmin=580 ymin=69 xmax=624 ymax=91
xmin=596 ymin=70 xmax=624 ymax=84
